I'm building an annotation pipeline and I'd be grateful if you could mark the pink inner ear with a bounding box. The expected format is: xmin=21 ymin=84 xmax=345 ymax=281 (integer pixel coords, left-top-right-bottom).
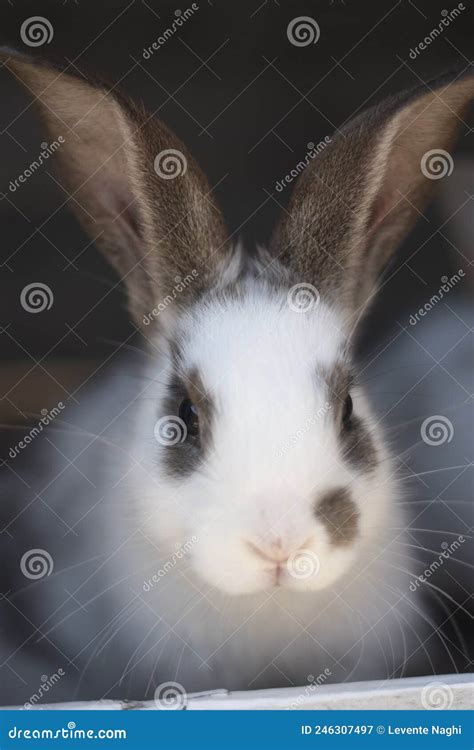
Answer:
xmin=367 ymin=192 xmax=391 ymax=238
xmin=115 ymin=188 xmax=142 ymax=239
xmin=366 ymin=182 xmax=402 ymax=242
xmin=91 ymin=167 xmax=142 ymax=243
xmin=366 ymin=146 xmax=415 ymax=240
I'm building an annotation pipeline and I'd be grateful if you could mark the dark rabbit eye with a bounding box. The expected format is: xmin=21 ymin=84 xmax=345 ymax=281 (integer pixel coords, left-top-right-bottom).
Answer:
xmin=179 ymin=398 xmax=199 ymax=438
xmin=342 ymin=394 xmax=353 ymax=424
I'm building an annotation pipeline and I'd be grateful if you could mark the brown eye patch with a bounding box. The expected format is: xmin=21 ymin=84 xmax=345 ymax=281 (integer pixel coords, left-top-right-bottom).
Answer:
xmin=159 ymin=366 xmax=215 ymax=479
xmin=317 ymin=363 xmax=377 ymax=474
xmin=316 ymin=362 xmax=353 ymax=424
xmin=183 ymin=367 xmax=215 ymax=447
xmin=340 ymin=414 xmax=377 ymax=474
xmin=314 ymin=487 xmax=359 ymax=545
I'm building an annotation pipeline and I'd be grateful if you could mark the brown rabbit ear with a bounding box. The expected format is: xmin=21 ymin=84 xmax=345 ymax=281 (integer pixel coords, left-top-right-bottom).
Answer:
xmin=2 ymin=50 xmax=229 ymax=328
xmin=270 ymin=72 xmax=474 ymax=325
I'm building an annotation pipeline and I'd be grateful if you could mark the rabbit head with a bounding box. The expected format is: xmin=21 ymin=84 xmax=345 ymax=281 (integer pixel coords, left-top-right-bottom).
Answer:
xmin=5 ymin=52 xmax=472 ymax=597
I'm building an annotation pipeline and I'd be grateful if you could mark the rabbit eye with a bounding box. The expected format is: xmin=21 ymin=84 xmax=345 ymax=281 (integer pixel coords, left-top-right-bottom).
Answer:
xmin=342 ymin=394 xmax=353 ymax=424
xmin=179 ymin=398 xmax=199 ymax=438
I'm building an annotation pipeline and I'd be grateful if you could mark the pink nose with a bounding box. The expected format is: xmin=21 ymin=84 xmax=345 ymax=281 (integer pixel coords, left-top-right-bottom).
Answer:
xmin=245 ymin=537 xmax=314 ymax=567
xmin=245 ymin=537 xmax=293 ymax=563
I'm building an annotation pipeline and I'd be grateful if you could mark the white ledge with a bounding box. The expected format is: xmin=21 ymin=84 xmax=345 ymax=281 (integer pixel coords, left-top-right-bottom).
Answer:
xmin=9 ymin=673 xmax=474 ymax=711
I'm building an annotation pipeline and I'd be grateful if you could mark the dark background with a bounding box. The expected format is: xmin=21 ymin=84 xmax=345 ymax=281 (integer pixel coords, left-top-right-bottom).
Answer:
xmin=0 ymin=0 xmax=473 ymax=700
xmin=0 ymin=0 xmax=472 ymax=374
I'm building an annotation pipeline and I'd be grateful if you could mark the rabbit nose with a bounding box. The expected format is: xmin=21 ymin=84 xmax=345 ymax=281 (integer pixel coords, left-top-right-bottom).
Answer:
xmin=245 ymin=536 xmax=315 ymax=563
xmin=245 ymin=538 xmax=286 ymax=563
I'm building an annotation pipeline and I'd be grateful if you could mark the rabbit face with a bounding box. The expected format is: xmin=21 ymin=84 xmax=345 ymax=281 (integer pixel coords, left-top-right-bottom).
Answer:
xmin=6 ymin=51 xmax=471 ymax=605
xmin=146 ymin=284 xmax=393 ymax=595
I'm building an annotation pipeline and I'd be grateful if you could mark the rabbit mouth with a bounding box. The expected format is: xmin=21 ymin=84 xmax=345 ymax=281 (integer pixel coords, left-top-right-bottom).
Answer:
xmin=189 ymin=540 xmax=359 ymax=596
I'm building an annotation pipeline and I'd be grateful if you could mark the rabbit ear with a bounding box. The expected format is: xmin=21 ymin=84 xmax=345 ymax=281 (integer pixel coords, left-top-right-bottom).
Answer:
xmin=2 ymin=51 xmax=229 ymax=327
xmin=271 ymin=72 xmax=474 ymax=324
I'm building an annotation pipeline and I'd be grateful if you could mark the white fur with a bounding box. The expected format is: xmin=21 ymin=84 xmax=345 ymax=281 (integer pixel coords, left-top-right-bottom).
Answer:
xmin=120 ymin=281 xmax=413 ymax=690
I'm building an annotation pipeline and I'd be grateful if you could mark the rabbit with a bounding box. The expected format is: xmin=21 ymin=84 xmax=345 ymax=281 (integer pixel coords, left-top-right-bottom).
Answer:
xmin=0 ymin=49 xmax=472 ymax=706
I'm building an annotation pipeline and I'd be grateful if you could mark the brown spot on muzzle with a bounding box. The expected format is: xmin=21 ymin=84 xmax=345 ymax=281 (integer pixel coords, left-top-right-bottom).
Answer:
xmin=314 ymin=487 xmax=359 ymax=545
